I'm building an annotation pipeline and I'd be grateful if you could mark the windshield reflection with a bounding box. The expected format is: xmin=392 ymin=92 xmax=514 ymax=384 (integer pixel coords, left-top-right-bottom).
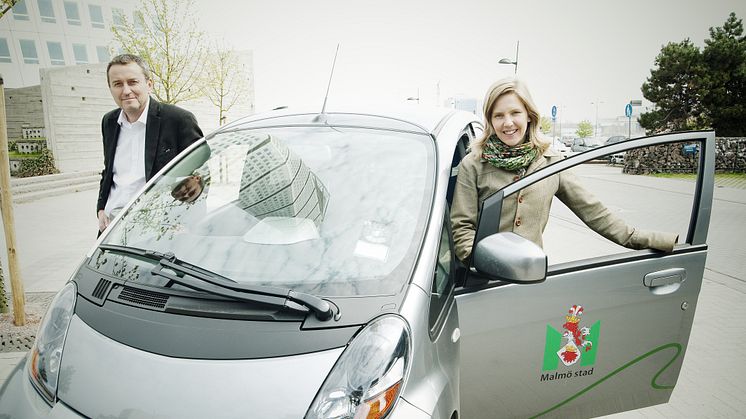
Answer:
xmin=101 ymin=127 xmax=434 ymax=297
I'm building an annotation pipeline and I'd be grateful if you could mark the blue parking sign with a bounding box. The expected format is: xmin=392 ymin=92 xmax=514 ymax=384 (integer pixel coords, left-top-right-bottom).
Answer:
xmin=625 ymin=103 xmax=633 ymax=118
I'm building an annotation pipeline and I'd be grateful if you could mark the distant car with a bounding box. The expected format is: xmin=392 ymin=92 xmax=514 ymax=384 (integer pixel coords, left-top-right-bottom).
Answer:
xmin=550 ymin=138 xmax=573 ymax=158
xmin=604 ymin=135 xmax=628 ymax=146
xmin=571 ymin=137 xmax=603 ymax=153
xmin=0 ymin=106 xmax=717 ymax=419
xmin=604 ymin=136 xmax=628 ymax=164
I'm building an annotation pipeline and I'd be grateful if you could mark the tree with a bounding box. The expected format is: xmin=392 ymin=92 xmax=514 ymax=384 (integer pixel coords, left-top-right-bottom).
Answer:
xmin=539 ymin=116 xmax=552 ymax=135
xmin=640 ymin=12 xmax=746 ymax=136
xmin=0 ymin=0 xmax=19 ymax=19
xmin=639 ymin=39 xmax=708 ymax=134
xmin=111 ymin=0 xmax=208 ymax=104
xmin=700 ymin=12 xmax=746 ymax=136
xmin=203 ymin=44 xmax=250 ymax=126
xmin=576 ymin=120 xmax=593 ymax=138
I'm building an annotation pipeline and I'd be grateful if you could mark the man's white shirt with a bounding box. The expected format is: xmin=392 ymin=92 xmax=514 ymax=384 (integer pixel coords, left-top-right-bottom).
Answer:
xmin=104 ymin=100 xmax=150 ymax=217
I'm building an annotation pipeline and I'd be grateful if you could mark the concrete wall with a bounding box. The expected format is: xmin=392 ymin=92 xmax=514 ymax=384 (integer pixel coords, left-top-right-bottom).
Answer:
xmin=40 ymin=63 xmax=113 ymax=173
xmin=623 ymin=137 xmax=746 ymax=174
xmin=3 ymin=85 xmax=44 ymax=140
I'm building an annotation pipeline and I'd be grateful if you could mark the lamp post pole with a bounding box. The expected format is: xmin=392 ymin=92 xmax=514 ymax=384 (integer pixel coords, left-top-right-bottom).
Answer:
xmin=591 ymin=100 xmax=604 ymax=137
xmin=499 ymin=40 xmax=519 ymax=75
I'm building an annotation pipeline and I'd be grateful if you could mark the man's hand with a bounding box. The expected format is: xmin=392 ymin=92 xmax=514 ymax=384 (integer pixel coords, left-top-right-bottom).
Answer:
xmin=98 ymin=209 xmax=110 ymax=232
xmin=171 ymin=175 xmax=205 ymax=203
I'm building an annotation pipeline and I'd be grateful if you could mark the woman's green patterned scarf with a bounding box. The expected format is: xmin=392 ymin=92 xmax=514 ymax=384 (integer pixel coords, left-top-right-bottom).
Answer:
xmin=482 ymin=134 xmax=538 ymax=171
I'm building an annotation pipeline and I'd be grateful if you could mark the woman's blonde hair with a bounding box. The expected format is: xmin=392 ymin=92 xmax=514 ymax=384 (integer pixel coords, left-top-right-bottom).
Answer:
xmin=471 ymin=77 xmax=549 ymax=158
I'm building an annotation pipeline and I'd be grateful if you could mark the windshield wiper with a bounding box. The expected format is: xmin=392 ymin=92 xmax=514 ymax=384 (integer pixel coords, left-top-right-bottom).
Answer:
xmin=97 ymin=244 xmax=334 ymax=321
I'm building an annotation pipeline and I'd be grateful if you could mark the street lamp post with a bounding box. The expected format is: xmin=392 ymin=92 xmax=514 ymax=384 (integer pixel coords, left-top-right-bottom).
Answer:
xmin=499 ymin=41 xmax=519 ymax=74
xmin=591 ymin=100 xmax=604 ymax=137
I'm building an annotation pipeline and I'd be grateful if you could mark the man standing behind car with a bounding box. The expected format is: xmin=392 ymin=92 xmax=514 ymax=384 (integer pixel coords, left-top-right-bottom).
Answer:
xmin=97 ymin=54 xmax=203 ymax=234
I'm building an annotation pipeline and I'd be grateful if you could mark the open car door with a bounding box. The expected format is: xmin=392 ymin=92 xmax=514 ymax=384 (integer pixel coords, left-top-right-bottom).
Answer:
xmin=455 ymin=132 xmax=715 ymax=418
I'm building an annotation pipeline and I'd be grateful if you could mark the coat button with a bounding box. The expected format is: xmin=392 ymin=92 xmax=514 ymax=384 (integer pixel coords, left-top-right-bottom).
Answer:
xmin=513 ymin=175 xmax=520 ymax=181
xmin=515 ymin=217 xmax=522 ymax=226
xmin=518 ymin=195 xmax=524 ymax=203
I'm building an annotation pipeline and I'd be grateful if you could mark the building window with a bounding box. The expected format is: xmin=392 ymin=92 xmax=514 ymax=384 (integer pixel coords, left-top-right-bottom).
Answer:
xmin=0 ymin=39 xmax=11 ymax=63
xmin=64 ymin=1 xmax=81 ymax=26
xmin=88 ymin=4 xmax=105 ymax=29
xmin=47 ymin=41 xmax=65 ymax=65
xmin=112 ymin=8 xmax=125 ymax=27
xmin=37 ymin=0 xmax=56 ymax=23
xmin=96 ymin=46 xmax=109 ymax=63
xmin=73 ymin=44 xmax=88 ymax=64
xmin=12 ymin=0 xmax=30 ymax=20
xmin=19 ymin=40 xmax=39 ymax=64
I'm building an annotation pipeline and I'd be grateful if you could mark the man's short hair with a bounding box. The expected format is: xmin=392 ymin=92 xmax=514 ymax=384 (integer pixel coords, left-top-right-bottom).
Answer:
xmin=106 ymin=54 xmax=151 ymax=84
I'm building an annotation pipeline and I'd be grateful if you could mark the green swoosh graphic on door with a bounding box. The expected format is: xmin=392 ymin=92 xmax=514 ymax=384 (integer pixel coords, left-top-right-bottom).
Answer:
xmin=530 ymin=342 xmax=682 ymax=419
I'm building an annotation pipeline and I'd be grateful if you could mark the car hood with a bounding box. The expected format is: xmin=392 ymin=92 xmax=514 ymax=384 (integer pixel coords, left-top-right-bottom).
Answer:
xmin=58 ymin=315 xmax=344 ymax=419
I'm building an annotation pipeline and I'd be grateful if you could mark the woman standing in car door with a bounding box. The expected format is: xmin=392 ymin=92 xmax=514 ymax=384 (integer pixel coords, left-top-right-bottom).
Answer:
xmin=450 ymin=77 xmax=677 ymax=263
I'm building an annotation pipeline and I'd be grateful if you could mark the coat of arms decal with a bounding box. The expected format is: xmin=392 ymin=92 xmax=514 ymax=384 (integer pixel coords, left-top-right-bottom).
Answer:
xmin=542 ymin=304 xmax=601 ymax=371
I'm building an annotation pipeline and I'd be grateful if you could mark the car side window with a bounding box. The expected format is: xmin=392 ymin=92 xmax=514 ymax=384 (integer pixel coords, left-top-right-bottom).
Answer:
xmin=429 ymin=214 xmax=455 ymax=336
xmin=534 ymin=142 xmax=701 ymax=265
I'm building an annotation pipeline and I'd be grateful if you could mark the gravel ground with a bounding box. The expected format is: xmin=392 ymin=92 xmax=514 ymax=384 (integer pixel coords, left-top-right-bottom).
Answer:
xmin=0 ymin=292 xmax=55 ymax=353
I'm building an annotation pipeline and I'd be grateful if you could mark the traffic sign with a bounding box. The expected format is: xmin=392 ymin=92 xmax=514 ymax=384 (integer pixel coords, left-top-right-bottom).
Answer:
xmin=551 ymin=105 xmax=557 ymax=118
xmin=625 ymin=103 xmax=633 ymax=118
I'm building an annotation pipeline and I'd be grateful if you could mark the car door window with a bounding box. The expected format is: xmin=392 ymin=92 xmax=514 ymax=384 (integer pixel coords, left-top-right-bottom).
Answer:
xmin=429 ymin=214 xmax=455 ymax=336
xmin=542 ymin=142 xmax=700 ymax=265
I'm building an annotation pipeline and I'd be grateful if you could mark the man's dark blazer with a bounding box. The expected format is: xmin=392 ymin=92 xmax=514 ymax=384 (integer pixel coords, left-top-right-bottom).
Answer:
xmin=97 ymin=97 xmax=204 ymax=213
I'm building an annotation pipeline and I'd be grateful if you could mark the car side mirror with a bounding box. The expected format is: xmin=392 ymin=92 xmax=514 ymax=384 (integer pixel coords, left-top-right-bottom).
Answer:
xmin=472 ymin=232 xmax=547 ymax=284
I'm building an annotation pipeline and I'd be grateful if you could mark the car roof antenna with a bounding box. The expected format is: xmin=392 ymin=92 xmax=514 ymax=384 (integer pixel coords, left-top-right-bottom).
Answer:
xmin=314 ymin=43 xmax=340 ymax=123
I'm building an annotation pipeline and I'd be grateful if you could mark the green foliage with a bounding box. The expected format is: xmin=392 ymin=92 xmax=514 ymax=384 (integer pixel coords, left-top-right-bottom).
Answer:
xmin=15 ymin=148 xmax=60 ymax=178
xmin=1 ymin=0 xmax=19 ymax=20
xmin=539 ymin=116 xmax=552 ymax=135
xmin=640 ymin=39 xmax=708 ymax=133
xmin=700 ymin=12 xmax=746 ymax=136
xmin=203 ymin=43 xmax=250 ymax=126
xmin=576 ymin=120 xmax=593 ymax=138
xmin=7 ymin=140 xmax=17 ymax=152
xmin=641 ymin=12 xmax=746 ymax=136
xmin=111 ymin=0 xmax=208 ymax=104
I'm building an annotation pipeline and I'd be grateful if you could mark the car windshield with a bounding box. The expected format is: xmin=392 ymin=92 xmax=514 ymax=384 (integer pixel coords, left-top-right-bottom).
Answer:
xmin=99 ymin=125 xmax=435 ymax=297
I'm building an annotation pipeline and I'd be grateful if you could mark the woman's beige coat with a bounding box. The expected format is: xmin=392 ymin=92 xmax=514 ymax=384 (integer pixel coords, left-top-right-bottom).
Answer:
xmin=450 ymin=147 xmax=677 ymax=262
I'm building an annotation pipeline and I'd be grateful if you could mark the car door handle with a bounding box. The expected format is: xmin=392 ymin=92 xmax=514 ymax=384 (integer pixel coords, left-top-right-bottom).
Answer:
xmin=643 ymin=268 xmax=687 ymax=287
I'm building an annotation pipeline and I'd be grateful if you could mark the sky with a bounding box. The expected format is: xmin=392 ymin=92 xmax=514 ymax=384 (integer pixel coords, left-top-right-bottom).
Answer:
xmin=195 ymin=0 xmax=746 ymax=124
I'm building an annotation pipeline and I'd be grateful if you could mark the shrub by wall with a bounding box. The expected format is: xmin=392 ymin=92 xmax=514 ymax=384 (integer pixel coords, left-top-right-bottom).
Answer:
xmin=15 ymin=148 xmax=60 ymax=178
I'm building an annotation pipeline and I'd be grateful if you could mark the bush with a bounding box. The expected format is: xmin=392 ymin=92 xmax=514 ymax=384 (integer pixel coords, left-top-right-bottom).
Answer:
xmin=16 ymin=148 xmax=59 ymax=178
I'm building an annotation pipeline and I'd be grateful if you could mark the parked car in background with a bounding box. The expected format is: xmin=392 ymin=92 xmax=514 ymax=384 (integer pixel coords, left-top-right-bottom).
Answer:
xmin=604 ymin=135 xmax=628 ymax=164
xmin=571 ymin=136 xmax=604 ymax=153
xmin=0 ymin=105 xmax=716 ymax=419
xmin=605 ymin=135 xmax=628 ymax=145
xmin=551 ymin=137 xmax=574 ymax=158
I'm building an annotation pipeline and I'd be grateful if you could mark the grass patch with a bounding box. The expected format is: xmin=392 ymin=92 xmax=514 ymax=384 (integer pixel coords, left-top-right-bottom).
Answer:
xmin=650 ymin=172 xmax=746 ymax=181
xmin=8 ymin=152 xmax=41 ymax=159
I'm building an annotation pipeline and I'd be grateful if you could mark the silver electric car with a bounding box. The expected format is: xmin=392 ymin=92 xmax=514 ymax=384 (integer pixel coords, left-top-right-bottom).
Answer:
xmin=0 ymin=106 xmax=715 ymax=419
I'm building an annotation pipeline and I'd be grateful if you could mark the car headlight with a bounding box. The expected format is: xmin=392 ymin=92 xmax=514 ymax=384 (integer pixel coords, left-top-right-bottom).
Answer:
xmin=306 ymin=315 xmax=411 ymax=419
xmin=27 ymin=281 xmax=77 ymax=404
